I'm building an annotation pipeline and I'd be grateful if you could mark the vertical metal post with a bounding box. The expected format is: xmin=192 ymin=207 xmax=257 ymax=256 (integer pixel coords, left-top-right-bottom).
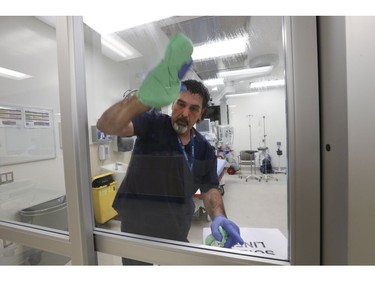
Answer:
xmin=283 ymin=16 xmax=321 ymax=264
xmin=56 ymin=16 xmax=97 ymax=265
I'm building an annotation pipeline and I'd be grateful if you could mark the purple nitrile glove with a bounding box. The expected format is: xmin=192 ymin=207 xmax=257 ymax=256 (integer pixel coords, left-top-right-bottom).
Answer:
xmin=179 ymin=59 xmax=193 ymax=92
xmin=211 ymin=215 xmax=244 ymax=248
xmin=178 ymin=59 xmax=193 ymax=80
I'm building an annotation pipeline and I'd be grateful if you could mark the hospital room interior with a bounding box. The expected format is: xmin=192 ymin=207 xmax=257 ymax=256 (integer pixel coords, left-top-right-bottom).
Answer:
xmin=0 ymin=16 xmax=289 ymax=265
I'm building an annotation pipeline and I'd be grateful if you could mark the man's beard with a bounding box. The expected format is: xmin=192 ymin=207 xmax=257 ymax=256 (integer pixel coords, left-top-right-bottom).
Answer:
xmin=172 ymin=118 xmax=188 ymax=134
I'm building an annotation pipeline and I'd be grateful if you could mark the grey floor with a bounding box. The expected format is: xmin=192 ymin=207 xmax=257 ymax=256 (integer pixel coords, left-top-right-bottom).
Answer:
xmin=96 ymin=168 xmax=288 ymax=265
xmin=189 ymin=169 xmax=288 ymax=244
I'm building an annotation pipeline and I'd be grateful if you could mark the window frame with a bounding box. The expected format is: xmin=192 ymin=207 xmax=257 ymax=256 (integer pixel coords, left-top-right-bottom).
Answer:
xmin=0 ymin=16 xmax=320 ymax=265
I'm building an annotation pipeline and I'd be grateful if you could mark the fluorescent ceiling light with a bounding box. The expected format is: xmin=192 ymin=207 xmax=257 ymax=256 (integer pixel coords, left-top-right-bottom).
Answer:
xmin=218 ymin=66 xmax=273 ymax=80
xmin=0 ymin=67 xmax=32 ymax=80
xmin=226 ymin=92 xmax=259 ymax=98
xmin=101 ymin=34 xmax=142 ymax=62
xmin=192 ymin=36 xmax=248 ymax=61
xmin=83 ymin=15 xmax=162 ymax=62
xmin=250 ymin=79 xmax=285 ymax=88
xmin=203 ymin=78 xmax=224 ymax=86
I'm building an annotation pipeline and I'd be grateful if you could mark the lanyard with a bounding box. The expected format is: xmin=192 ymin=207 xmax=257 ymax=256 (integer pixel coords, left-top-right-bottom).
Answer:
xmin=177 ymin=133 xmax=194 ymax=171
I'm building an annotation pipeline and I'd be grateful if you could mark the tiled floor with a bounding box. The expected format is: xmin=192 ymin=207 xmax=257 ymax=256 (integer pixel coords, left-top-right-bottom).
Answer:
xmin=96 ymin=169 xmax=288 ymax=264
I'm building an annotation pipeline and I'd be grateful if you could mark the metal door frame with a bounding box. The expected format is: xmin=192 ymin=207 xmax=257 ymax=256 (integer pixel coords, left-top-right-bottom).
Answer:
xmin=0 ymin=16 xmax=320 ymax=265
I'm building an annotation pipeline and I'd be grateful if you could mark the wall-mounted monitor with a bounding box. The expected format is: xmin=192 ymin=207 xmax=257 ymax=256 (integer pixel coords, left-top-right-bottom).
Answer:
xmin=205 ymin=105 xmax=221 ymax=124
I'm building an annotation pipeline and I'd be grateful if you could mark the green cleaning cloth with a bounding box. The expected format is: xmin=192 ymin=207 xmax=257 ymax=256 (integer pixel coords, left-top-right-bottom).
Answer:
xmin=205 ymin=226 xmax=228 ymax=247
xmin=137 ymin=33 xmax=193 ymax=108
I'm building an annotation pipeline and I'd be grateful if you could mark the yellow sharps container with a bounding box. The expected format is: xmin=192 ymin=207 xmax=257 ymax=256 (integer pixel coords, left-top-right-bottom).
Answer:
xmin=92 ymin=172 xmax=118 ymax=224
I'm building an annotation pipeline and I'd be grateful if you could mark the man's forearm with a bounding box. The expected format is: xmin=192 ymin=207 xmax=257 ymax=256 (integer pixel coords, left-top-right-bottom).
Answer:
xmin=97 ymin=94 xmax=150 ymax=136
xmin=202 ymin=188 xmax=227 ymax=219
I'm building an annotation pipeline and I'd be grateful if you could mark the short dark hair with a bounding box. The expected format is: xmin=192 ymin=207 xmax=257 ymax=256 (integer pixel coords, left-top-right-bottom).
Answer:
xmin=182 ymin=79 xmax=210 ymax=110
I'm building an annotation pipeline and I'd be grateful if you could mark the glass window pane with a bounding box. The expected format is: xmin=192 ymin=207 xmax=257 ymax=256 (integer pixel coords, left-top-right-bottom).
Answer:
xmin=0 ymin=239 xmax=70 ymax=265
xmin=85 ymin=16 xmax=288 ymax=264
xmin=0 ymin=17 xmax=68 ymax=234
xmin=97 ymin=251 xmax=122 ymax=265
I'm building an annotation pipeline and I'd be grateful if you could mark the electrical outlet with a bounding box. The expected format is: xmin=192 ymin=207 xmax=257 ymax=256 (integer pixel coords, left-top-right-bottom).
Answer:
xmin=0 ymin=171 xmax=14 ymax=185
xmin=0 ymin=174 xmax=6 ymax=184
xmin=6 ymin=172 xmax=13 ymax=182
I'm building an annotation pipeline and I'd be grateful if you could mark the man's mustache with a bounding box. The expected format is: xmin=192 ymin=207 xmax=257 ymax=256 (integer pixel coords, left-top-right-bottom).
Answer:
xmin=176 ymin=117 xmax=188 ymax=126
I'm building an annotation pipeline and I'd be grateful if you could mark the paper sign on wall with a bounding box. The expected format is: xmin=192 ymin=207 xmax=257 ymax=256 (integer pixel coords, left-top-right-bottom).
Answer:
xmin=0 ymin=104 xmax=56 ymax=166
xmin=0 ymin=105 xmax=23 ymax=128
xmin=203 ymin=227 xmax=288 ymax=260
xmin=24 ymin=108 xmax=52 ymax=128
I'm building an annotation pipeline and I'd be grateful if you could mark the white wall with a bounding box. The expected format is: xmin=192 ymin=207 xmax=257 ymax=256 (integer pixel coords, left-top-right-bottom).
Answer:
xmin=84 ymin=28 xmax=136 ymax=176
xmin=0 ymin=18 xmax=137 ymax=193
xmin=0 ymin=18 xmax=180 ymax=188
xmin=225 ymin=88 xmax=287 ymax=168
xmin=83 ymin=25 xmax=170 ymax=177
xmin=0 ymin=17 xmax=65 ymax=195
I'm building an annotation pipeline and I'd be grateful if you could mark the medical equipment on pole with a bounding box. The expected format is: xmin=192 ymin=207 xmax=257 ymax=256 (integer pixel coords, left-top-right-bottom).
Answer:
xmin=275 ymin=141 xmax=287 ymax=174
xmin=258 ymin=116 xmax=278 ymax=182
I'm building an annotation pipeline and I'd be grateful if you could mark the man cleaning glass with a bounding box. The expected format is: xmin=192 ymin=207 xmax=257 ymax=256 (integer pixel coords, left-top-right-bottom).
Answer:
xmin=97 ymin=33 xmax=244 ymax=265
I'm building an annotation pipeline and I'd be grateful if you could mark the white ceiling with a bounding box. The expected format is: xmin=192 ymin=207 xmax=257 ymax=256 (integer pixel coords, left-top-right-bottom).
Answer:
xmin=114 ymin=16 xmax=285 ymax=103
xmin=0 ymin=17 xmax=59 ymax=99
xmin=0 ymin=16 xmax=284 ymax=104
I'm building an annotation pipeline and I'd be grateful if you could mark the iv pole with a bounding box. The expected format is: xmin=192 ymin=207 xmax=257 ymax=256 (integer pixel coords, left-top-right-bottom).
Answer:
xmin=249 ymin=114 xmax=253 ymax=151
xmin=258 ymin=115 xmax=278 ymax=182
xmin=245 ymin=114 xmax=260 ymax=182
